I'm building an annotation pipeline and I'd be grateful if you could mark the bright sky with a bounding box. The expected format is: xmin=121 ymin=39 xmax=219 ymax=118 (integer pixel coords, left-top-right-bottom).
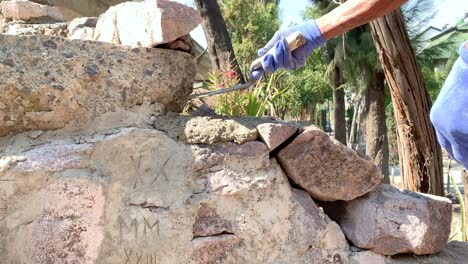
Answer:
xmin=175 ymin=0 xmax=468 ymax=49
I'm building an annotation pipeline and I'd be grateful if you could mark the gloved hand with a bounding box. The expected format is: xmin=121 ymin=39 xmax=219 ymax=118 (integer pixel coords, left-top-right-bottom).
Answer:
xmin=430 ymin=41 xmax=468 ymax=168
xmin=250 ymin=20 xmax=326 ymax=80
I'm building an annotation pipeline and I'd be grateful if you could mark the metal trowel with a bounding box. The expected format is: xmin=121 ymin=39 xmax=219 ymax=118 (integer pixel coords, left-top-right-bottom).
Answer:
xmin=190 ymin=32 xmax=307 ymax=99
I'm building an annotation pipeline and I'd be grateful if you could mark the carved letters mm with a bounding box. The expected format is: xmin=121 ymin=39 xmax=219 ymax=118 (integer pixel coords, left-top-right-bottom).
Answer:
xmin=119 ymin=216 xmax=160 ymax=243
xmin=123 ymin=249 xmax=159 ymax=264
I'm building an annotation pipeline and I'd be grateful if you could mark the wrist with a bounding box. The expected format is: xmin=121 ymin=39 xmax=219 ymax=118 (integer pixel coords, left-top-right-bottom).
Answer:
xmin=315 ymin=16 xmax=334 ymax=41
xmin=304 ymin=20 xmax=326 ymax=47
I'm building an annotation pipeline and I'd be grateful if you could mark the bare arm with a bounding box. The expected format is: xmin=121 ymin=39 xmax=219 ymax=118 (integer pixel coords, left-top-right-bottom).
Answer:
xmin=316 ymin=0 xmax=408 ymax=40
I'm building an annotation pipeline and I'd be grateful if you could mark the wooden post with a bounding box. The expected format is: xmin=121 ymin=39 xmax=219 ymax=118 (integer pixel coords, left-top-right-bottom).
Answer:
xmin=369 ymin=10 xmax=443 ymax=195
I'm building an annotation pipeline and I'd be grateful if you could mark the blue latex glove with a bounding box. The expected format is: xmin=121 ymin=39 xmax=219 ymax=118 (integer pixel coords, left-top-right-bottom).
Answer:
xmin=250 ymin=20 xmax=326 ymax=80
xmin=430 ymin=41 xmax=468 ymax=168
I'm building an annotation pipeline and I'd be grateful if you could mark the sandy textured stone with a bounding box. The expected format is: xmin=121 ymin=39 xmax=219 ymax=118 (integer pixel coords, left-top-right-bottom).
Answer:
xmin=351 ymin=241 xmax=468 ymax=264
xmin=257 ymin=123 xmax=297 ymax=151
xmin=94 ymin=0 xmax=201 ymax=47
xmin=0 ymin=127 xmax=350 ymax=263
xmin=67 ymin=16 xmax=97 ymax=40
xmin=0 ymin=13 xmax=5 ymax=27
xmin=68 ymin=16 xmax=97 ymax=31
xmin=0 ymin=21 xmax=68 ymax=36
xmin=185 ymin=117 xmax=259 ymax=145
xmin=324 ymin=184 xmax=452 ymax=256
xmin=0 ymin=0 xmax=64 ymax=22
xmin=29 ymin=0 xmax=55 ymax=6
xmin=277 ymin=126 xmax=382 ymax=201
xmin=67 ymin=26 xmax=94 ymax=40
xmin=0 ymin=34 xmax=196 ymax=137
xmin=153 ymin=116 xmax=260 ymax=144
xmin=350 ymin=251 xmax=386 ymax=264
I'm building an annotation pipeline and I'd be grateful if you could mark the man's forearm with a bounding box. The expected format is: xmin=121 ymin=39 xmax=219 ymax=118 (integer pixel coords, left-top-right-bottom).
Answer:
xmin=316 ymin=0 xmax=408 ymax=40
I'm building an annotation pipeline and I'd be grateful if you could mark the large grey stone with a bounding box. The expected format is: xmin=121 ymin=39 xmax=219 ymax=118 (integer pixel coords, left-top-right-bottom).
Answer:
xmin=94 ymin=0 xmax=201 ymax=47
xmin=0 ymin=0 xmax=64 ymax=23
xmin=277 ymin=126 xmax=383 ymax=201
xmin=324 ymin=184 xmax=452 ymax=256
xmin=0 ymin=127 xmax=350 ymax=263
xmin=0 ymin=34 xmax=196 ymax=137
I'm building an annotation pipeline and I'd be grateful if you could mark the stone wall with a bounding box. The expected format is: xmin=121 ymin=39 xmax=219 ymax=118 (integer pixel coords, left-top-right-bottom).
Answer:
xmin=0 ymin=1 xmax=465 ymax=263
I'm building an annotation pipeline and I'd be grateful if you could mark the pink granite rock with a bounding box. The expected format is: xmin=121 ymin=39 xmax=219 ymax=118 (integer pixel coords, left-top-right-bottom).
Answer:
xmin=324 ymin=184 xmax=452 ymax=256
xmin=257 ymin=123 xmax=297 ymax=151
xmin=277 ymin=126 xmax=382 ymax=201
xmin=94 ymin=0 xmax=201 ymax=47
xmin=0 ymin=0 xmax=64 ymax=23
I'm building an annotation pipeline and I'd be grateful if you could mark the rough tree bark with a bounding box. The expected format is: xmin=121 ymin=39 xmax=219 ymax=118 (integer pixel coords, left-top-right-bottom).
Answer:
xmin=194 ymin=0 xmax=245 ymax=83
xmin=365 ymin=70 xmax=390 ymax=183
xmin=348 ymin=95 xmax=363 ymax=150
xmin=369 ymin=9 xmax=443 ymax=195
xmin=332 ymin=64 xmax=347 ymax=145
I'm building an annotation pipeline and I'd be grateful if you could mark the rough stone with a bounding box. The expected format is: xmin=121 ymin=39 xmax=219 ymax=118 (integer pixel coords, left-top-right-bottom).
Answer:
xmin=94 ymin=0 xmax=201 ymax=47
xmin=0 ymin=21 xmax=68 ymax=36
xmin=257 ymin=123 xmax=297 ymax=151
xmin=0 ymin=0 xmax=64 ymax=23
xmin=0 ymin=34 xmax=196 ymax=137
xmin=67 ymin=26 xmax=94 ymax=40
xmin=350 ymin=241 xmax=468 ymax=264
xmin=152 ymin=116 xmax=260 ymax=144
xmin=68 ymin=16 xmax=98 ymax=30
xmin=30 ymin=0 xmax=55 ymax=6
xmin=150 ymin=115 xmax=310 ymax=145
xmin=156 ymin=34 xmax=194 ymax=54
xmin=324 ymin=184 xmax=452 ymax=256
xmin=0 ymin=127 xmax=350 ymax=263
xmin=67 ymin=16 xmax=97 ymax=40
xmin=277 ymin=126 xmax=383 ymax=201
xmin=350 ymin=250 xmax=386 ymax=264
xmin=0 ymin=13 xmax=6 ymax=28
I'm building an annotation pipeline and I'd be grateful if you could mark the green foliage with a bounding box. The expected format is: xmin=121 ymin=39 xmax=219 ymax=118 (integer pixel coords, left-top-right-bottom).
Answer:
xmin=207 ymin=65 xmax=290 ymax=117
xmin=221 ymin=0 xmax=279 ymax=74
xmin=216 ymin=0 xmax=333 ymax=121
xmin=281 ymin=48 xmax=332 ymax=118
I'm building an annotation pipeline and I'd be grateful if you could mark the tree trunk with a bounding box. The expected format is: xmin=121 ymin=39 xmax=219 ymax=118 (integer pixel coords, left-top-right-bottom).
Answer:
xmin=194 ymin=0 xmax=245 ymax=83
xmin=332 ymin=64 xmax=347 ymax=144
xmin=348 ymin=95 xmax=363 ymax=150
xmin=365 ymin=71 xmax=390 ymax=183
xmin=369 ymin=9 xmax=443 ymax=195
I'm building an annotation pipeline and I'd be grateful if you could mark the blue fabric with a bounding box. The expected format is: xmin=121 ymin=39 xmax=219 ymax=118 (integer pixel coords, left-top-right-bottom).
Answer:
xmin=250 ymin=20 xmax=326 ymax=80
xmin=430 ymin=41 xmax=468 ymax=168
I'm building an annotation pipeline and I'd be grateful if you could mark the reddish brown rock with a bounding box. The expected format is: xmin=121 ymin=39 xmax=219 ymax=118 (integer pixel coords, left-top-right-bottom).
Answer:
xmin=193 ymin=205 xmax=233 ymax=237
xmin=324 ymin=184 xmax=452 ymax=256
xmin=0 ymin=0 xmax=64 ymax=23
xmin=191 ymin=234 xmax=242 ymax=264
xmin=257 ymin=123 xmax=297 ymax=151
xmin=277 ymin=126 xmax=382 ymax=201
